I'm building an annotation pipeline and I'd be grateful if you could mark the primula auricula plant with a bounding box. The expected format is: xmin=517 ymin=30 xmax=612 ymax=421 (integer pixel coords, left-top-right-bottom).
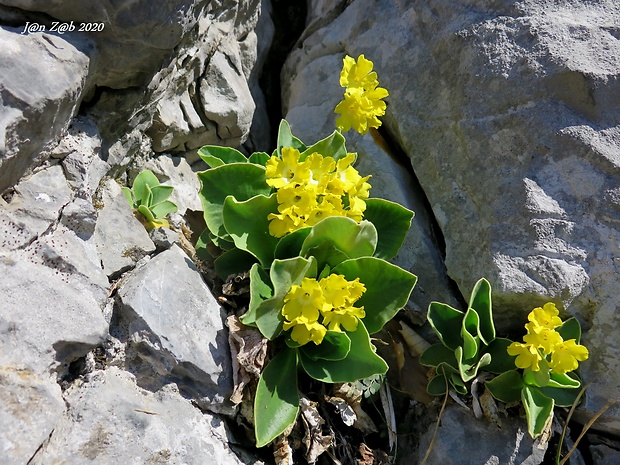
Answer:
xmin=122 ymin=169 xmax=178 ymax=230
xmin=421 ymin=281 xmax=589 ymax=439
xmin=195 ymin=54 xmax=417 ymax=448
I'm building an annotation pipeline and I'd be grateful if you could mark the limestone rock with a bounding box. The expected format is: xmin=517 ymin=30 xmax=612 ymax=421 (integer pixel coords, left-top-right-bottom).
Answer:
xmin=281 ymin=0 xmax=620 ymax=433
xmin=117 ymin=245 xmax=233 ymax=414
xmin=29 ymin=367 xmax=262 ymax=465
xmin=93 ymin=178 xmax=156 ymax=277
xmin=0 ymin=26 xmax=91 ymax=192
xmin=143 ymin=155 xmax=202 ymax=215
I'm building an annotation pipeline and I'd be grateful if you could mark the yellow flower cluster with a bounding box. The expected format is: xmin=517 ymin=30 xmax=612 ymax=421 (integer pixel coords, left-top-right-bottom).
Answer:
xmin=335 ymin=54 xmax=389 ymax=135
xmin=507 ymin=303 xmax=589 ymax=375
xmin=265 ymin=147 xmax=371 ymax=237
xmin=281 ymin=275 xmax=366 ymax=346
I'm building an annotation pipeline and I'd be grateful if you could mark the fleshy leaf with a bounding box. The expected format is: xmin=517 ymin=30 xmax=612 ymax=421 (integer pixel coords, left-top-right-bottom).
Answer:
xmin=240 ymin=263 xmax=273 ymax=327
xmin=121 ymin=186 xmax=134 ymax=207
xmin=299 ymin=322 xmax=387 ymax=383
xmin=456 ymin=347 xmax=491 ymax=382
xmin=197 ymin=163 xmax=271 ymax=241
xmin=363 ymin=198 xmax=414 ymax=260
xmin=195 ymin=229 xmax=214 ymax=261
xmin=132 ymin=170 xmax=160 ymax=204
xmin=274 ymin=227 xmax=312 ymax=260
xmin=299 ymin=130 xmax=347 ymax=161
xmin=198 ymin=145 xmax=247 ymax=168
xmin=300 ymin=217 xmax=377 ymax=264
xmin=557 ymin=317 xmax=582 ymax=343
xmin=485 ymin=370 xmax=524 ymax=403
xmin=332 ymin=257 xmax=417 ymax=334
xmin=461 ymin=307 xmax=481 ymax=361
xmin=468 ymin=278 xmax=495 ymax=345
xmin=150 ymin=184 xmax=174 ymax=206
xmin=300 ymin=331 xmax=351 ymax=361
xmin=427 ymin=302 xmax=465 ymax=351
xmin=546 ymin=372 xmax=580 ymax=389
xmin=137 ymin=204 xmax=155 ymax=222
xmin=427 ymin=373 xmax=449 ymax=396
xmin=255 ymin=348 xmax=299 ymax=447
xmin=150 ymin=200 xmax=178 ymax=218
xmin=223 ymin=194 xmax=279 ymax=267
xmin=484 ymin=338 xmax=517 ymax=374
xmin=419 ymin=343 xmax=458 ymax=371
xmin=277 ymin=120 xmax=306 ymax=154
xmin=255 ymin=257 xmax=317 ymax=340
xmin=522 ymin=385 xmax=554 ymax=438
xmin=538 ymin=385 xmax=581 ymax=407
xmin=249 ymin=151 xmax=271 ymax=166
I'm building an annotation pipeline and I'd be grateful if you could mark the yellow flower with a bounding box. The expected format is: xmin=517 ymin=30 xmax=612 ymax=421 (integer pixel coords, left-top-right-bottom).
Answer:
xmin=507 ymin=341 xmax=544 ymax=371
xmin=267 ymin=210 xmax=301 ymax=237
xmin=276 ymin=184 xmax=317 ymax=214
xmin=523 ymin=324 xmax=563 ymax=355
xmin=549 ymin=339 xmax=589 ymax=374
xmin=322 ymin=306 xmax=366 ymax=332
xmin=265 ymin=147 xmax=310 ymax=189
xmin=282 ymin=278 xmax=325 ymax=322
xmin=339 ymin=54 xmax=379 ymax=90
xmin=306 ymin=152 xmax=336 ymax=189
xmin=335 ymin=87 xmax=388 ymax=135
xmin=283 ymin=315 xmax=327 ymax=345
xmin=528 ymin=302 xmax=563 ymax=330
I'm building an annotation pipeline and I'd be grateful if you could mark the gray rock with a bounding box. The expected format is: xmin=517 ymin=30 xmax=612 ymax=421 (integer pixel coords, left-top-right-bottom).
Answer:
xmin=281 ymin=0 xmax=620 ymax=433
xmin=591 ymin=443 xmax=620 ymax=465
xmin=0 ymin=25 xmax=91 ymax=192
xmin=149 ymin=226 xmax=180 ymax=251
xmin=0 ymin=361 xmax=65 ymax=465
xmin=408 ymin=404 xmax=542 ymax=465
xmin=93 ymin=178 xmax=156 ymax=277
xmin=117 ymin=245 xmax=233 ymax=414
xmin=29 ymin=367 xmax=262 ymax=465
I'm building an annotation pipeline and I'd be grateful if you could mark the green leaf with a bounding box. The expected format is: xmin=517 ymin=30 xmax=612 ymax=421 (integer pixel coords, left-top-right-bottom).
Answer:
xmin=332 ymin=257 xmax=417 ymax=334
xmin=299 ymin=130 xmax=347 ymax=161
xmin=274 ymin=227 xmax=312 ymax=260
xmin=427 ymin=302 xmax=464 ymax=351
xmin=137 ymin=204 xmax=155 ymax=222
xmin=255 ymin=348 xmax=299 ymax=447
xmin=468 ymin=278 xmax=495 ymax=345
xmin=461 ymin=307 xmax=481 ymax=361
xmin=195 ymin=228 xmax=214 ymax=261
xmin=304 ymin=242 xmax=350 ymax=272
xmin=197 ymin=163 xmax=271 ymax=241
xmin=223 ymin=194 xmax=280 ymax=267
xmin=142 ymin=184 xmax=154 ymax=208
xmin=121 ymin=186 xmax=134 ymax=207
xmin=299 ymin=321 xmax=388 ymax=383
xmin=484 ymin=338 xmax=517 ymax=374
xmin=241 ymin=263 xmax=273 ymax=327
xmin=419 ymin=343 xmax=458 ymax=372
xmin=557 ymin=317 xmax=582 ymax=343
xmin=300 ymin=217 xmax=377 ymax=263
xmin=132 ymin=170 xmax=160 ymax=204
xmin=427 ymin=373 xmax=449 ymax=396
xmin=538 ymin=385 xmax=581 ymax=407
xmin=522 ymin=385 xmax=554 ymax=438
xmin=277 ymin=120 xmax=306 ymax=154
xmin=450 ymin=372 xmax=468 ymax=395
xmin=255 ymin=256 xmax=317 ymax=340
xmin=456 ymin=347 xmax=491 ymax=382
xmin=485 ymin=370 xmax=524 ymax=403
xmin=523 ymin=362 xmax=550 ymax=387
xmin=150 ymin=185 xmax=174 ymax=206
xmin=214 ymin=248 xmax=259 ymax=281
xmin=300 ymin=331 xmax=351 ymax=361
xmin=363 ymin=198 xmax=414 ymax=260
xmin=198 ymin=145 xmax=247 ymax=168
xmin=150 ymin=200 xmax=178 ymax=218
xmin=546 ymin=372 xmax=580 ymax=389
xmin=249 ymin=151 xmax=271 ymax=166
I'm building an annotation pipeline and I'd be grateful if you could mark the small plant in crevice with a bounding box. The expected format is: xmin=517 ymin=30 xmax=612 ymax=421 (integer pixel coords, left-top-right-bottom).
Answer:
xmin=419 ymin=280 xmax=589 ymax=440
xmin=122 ymin=170 xmax=178 ymax=230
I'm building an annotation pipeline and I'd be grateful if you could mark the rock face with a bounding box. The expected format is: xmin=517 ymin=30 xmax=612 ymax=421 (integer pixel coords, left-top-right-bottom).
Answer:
xmin=281 ymin=0 xmax=620 ymax=436
xmin=0 ymin=1 xmax=271 ymax=463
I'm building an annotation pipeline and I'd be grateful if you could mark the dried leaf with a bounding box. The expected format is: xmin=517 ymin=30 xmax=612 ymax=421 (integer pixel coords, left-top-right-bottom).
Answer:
xmin=390 ymin=337 xmax=433 ymax=405
xmin=399 ymin=321 xmax=431 ymax=357
xmin=300 ymin=396 xmax=334 ymax=464
xmin=227 ymin=315 xmax=268 ymax=405
xmin=480 ymin=387 xmax=503 ymax=428
xmin=357 ymin=443 xmax=393 ymax=465
xmin=379 ymin=384 xmax=397 ymax=452
xmin=332 ymin=384 xmax=378 ymax=435
xmin=273 ymin=435 xmax=294 ymax=465
xmin=327 ymin=396 xmax=356 ymax=426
